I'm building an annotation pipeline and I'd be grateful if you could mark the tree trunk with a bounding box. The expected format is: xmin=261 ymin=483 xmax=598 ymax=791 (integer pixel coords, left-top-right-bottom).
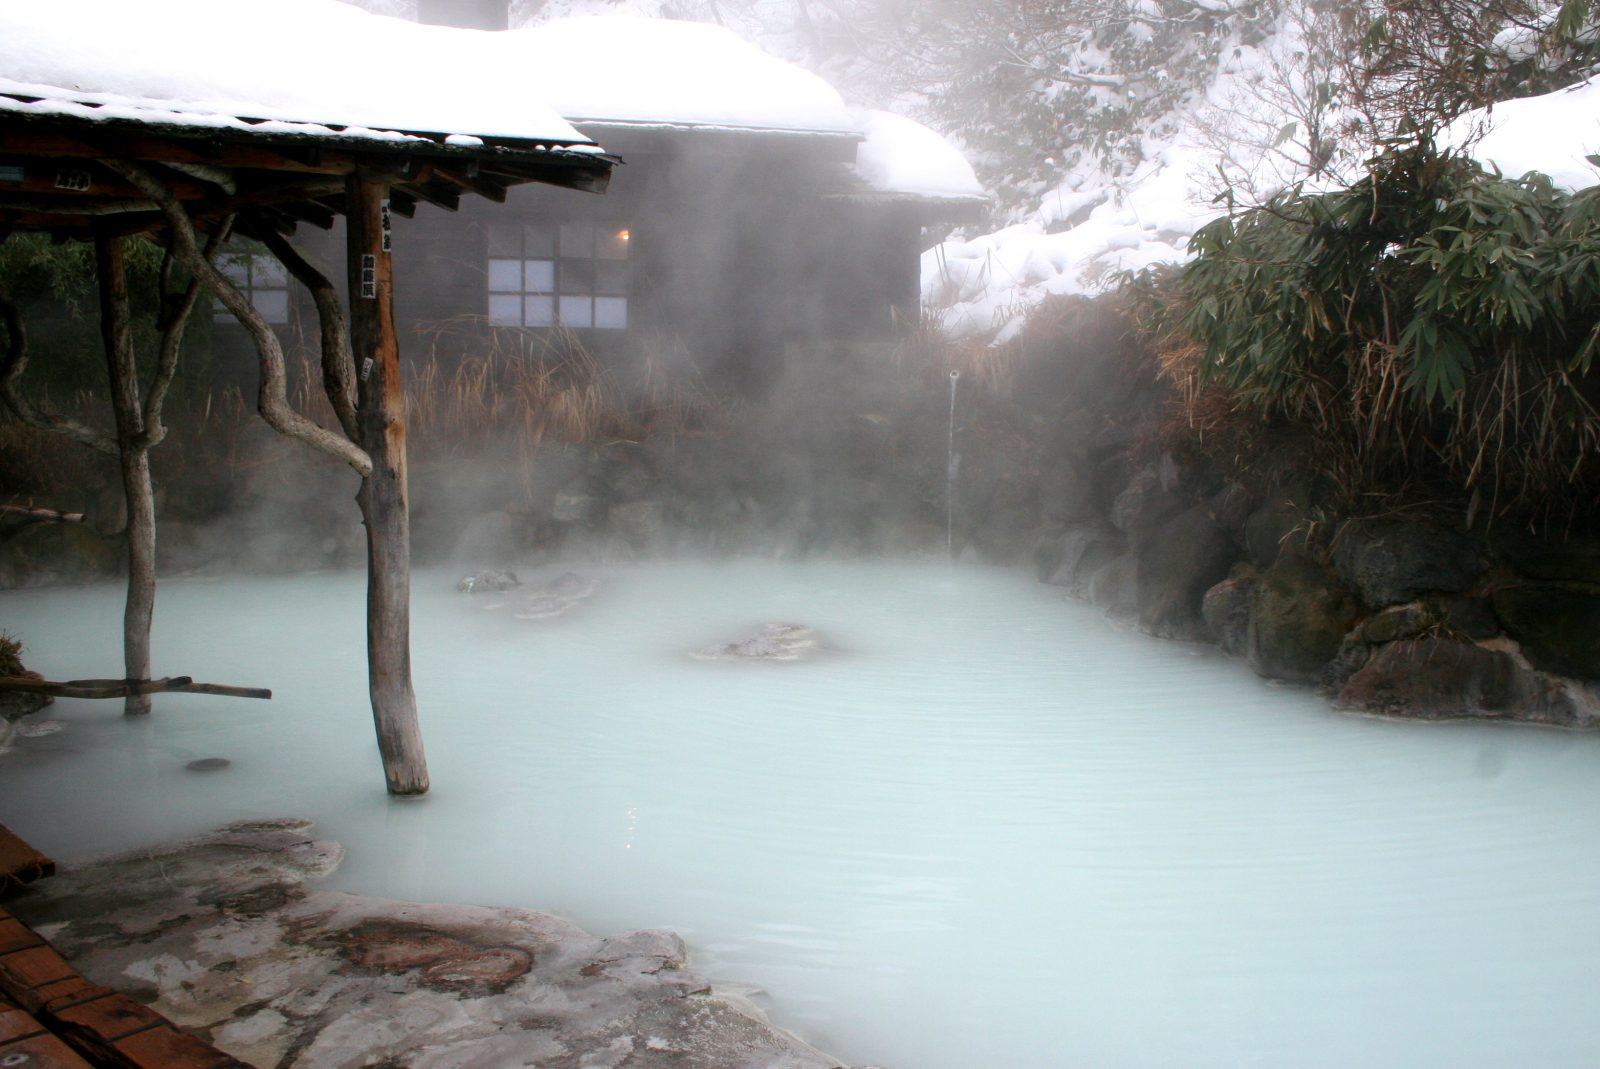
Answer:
xmin=346 ymin=174 xmax=428 ymax=796
xmin=96 ymin=232 xmax=155 ymax=717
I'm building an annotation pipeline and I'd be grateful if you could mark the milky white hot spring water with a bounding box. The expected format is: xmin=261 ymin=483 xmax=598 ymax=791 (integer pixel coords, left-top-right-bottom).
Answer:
xmin=4 ymin=560 xmax=1600 ymax=1068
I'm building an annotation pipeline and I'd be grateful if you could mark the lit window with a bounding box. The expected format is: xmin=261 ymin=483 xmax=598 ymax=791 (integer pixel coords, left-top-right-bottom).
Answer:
xmin=213 ymin=249 xmax=291 ymax=325
xmin=487 ymin=221 xmax=629 ymax=330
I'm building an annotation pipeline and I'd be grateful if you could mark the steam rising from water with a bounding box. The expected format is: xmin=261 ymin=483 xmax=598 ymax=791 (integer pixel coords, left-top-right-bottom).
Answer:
xmin=5 ymin=561 xmax=1600 ymax=1068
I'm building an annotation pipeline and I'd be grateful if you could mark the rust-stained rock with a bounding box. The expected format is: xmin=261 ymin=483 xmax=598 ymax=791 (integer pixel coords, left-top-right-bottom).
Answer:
xmin=337 ymin=922 xmax=532 ymax=993
xmin=4 ymin=820 xmax=847 ymax=1069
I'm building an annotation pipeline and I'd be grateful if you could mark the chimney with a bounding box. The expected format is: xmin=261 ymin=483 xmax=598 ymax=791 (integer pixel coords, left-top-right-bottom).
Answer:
xmin=416 ymin=0 xmax=509 ymax=30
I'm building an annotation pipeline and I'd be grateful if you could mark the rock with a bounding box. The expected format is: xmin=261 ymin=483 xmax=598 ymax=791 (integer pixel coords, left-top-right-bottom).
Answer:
xmin=1334 ymin=638 xmax=1595 ymax=726
xmin=1246 ymin=557 xmax=1362 ymax=683
xmin=185 ymin=757 xmax=232 ymax=772
xmin=1036 ymin=524 xmax=1123 ymax=595
xmin=1242 ymin=490 xmax=1315 ymax=567
xmin=504 ymin=571 xmax=599 ymax=620
xmin=1207 ymin=482 xmax=1257 ymax=537
xmin=552 ymin=483 xmax=599 ymax=524
xmin=1331 ymin=517 xmax=1484 ymax=607
xmin=1202 ymin=572 xmax=1256 ymax=657
xmin=1487 ymin=530 xmax=1600 ymax=584
xmin=6 ymin=819 xmax=844 ymax=1069
xmin=1425 ymin=594 xmax=1501 ymax=642
xmin=1491 ymin=584 xmax=1600 ymax=682
xmin=1086 ymin=550 xmax=1139 ymax=624
xmin=1356 ymin=603 xmax=1431 ymax=644
xmin=693 ymin=623 xmax=821 ymax=662
xmin=1136 ymin=503 xmax=1239 ymax=640
xmin=1108 ymin=465 xmax=1187 ymax=550
xmin=0 ymin=686 xmax=50 ymax=729
xmin=609 ymin=499 xmax=668 ymax=551
xmin=457 ymin=569 xmax=521 ymax=593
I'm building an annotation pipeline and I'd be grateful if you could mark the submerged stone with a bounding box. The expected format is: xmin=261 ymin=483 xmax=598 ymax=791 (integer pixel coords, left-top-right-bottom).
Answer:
xmin=457 ymin=569 xmax=521 ymax=593
xmin=693 ymin=623 xmax=821 ymax=662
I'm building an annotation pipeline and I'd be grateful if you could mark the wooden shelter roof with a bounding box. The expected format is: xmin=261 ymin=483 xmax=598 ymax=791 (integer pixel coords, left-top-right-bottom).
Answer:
xmin=0 ymin=101 xmax=614 ymax=241
xmin=0 ymin=0 xmax=617 ymax=240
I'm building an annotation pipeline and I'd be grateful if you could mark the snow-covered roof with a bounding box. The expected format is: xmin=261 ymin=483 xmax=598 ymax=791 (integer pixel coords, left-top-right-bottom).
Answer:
xmin=0 ymin=0 xmax=599 ymax=151
xmin=852 ymin=110 xmax=986 ymax=203
xmin=1452 ymin=78 xmax=1600 ymax=191
xmin=511 ymin=16 xmax=857 ymax=138
xmin=506 ymin=17 xmax=984 ymax=203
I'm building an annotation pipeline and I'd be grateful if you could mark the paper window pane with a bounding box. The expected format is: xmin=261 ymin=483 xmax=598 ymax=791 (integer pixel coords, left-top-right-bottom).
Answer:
xmin=594 ymin=260 xmax=629 ymax=296
xmin=559 ymin=221 xmax=593 ymax=258
xmin=219 ymin=260 xmax=250 ymax=287
xmin=253 ymin=289 xmax=290 ymax=324
xmin=488 ymin=294 xmax=523 ymax=326
xmin=488 ymin=258 xmax=523 ymax=292
xmin=522 ymin=224 xmax=555 ymax=257
xmin=524 ymin=295 xmax=556 ymax=327
xmin=595 ymin=226 xmax=630 ymax=260
xmin=558 ymin=296 xmax=592 ymax=328
xmin=486 ymin=226 xmax=520 ymax=257
xmin=523 ymin=259 xmax=555 ymax=293
xmin=253 ymin=257 xmax=288 ymax=287
xmin=559 ymin=261 xmax=593 ymax=295
xmin=593 ymin=297 xmax=628 ymax=330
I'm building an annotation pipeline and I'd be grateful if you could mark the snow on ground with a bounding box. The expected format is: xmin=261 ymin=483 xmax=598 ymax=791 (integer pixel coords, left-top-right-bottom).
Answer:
xmin=929 ymin=47 xmax=1600 ymax=345
xmin=0 ymin=0 xmax=596 ymax=147
xmin=922 ymin=130 xmax=1222 ymax=345
xmin=1451 ymin=77 xmax=1600 ymax=190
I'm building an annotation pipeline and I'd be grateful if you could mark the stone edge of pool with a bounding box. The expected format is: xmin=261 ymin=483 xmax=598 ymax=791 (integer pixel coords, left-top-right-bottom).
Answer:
xmin=1 ymin=817 xmax=867 ymax=1069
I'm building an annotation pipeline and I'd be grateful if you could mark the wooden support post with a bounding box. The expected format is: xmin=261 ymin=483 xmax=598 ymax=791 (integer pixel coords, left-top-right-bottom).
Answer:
xmin=345 ymin=173 xmax=428 ymax=796
xmin=94 ymin=232 xmax=154 ymax=717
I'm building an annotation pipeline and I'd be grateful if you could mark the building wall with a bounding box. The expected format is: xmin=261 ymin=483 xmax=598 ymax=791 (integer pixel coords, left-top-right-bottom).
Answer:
xmin=217 ymin=134 xmax=926 ymax=394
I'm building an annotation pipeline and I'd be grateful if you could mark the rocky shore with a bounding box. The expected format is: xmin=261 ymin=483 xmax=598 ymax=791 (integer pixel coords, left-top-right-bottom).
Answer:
xmin=3 ymin=818 xmax=858 ymax=1069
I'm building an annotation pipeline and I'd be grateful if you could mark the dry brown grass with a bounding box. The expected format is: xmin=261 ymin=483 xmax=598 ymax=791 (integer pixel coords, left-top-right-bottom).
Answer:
xmin=407 ymin=317 xmax=729 ymax=454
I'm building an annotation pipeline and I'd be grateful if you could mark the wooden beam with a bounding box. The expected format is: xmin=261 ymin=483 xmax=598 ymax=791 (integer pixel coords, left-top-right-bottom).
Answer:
xmin=0 ymin=825 xmax=54 ymax=890
xmin=0 ymin=129 xmax=354 ymax=177
xmin=427 ymin=166 xmax=508 ymax=203
xmin=346 ymin=173 xmax=428 ymax=797
xmin=0 ymin=676 xmax=270 ymax=700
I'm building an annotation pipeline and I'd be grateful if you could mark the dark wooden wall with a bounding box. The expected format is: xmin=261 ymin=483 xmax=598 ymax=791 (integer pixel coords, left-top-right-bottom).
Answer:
xmin=230 ymin=133 xmax=926 ymax=394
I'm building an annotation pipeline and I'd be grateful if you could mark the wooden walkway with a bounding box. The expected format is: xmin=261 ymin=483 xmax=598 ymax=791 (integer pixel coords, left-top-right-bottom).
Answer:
xmin=0 ymin=825 xmax=250 ymax=1069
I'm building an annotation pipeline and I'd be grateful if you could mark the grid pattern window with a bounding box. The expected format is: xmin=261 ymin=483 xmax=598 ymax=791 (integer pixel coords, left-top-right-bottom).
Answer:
xmin=487 ymin=221 xmax=629 ymax=330
xmin=214 ymin=252 xmax=290 ymax=325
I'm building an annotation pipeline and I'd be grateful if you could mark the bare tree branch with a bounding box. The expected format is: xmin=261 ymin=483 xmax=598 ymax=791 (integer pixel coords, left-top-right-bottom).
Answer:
xmin=257 ymin=224 xmax=361 ymax=442
xmin=141 ymin=220 xmax=232 ymax=450
xmin=99 ymin=158 xmax=373 ymax=478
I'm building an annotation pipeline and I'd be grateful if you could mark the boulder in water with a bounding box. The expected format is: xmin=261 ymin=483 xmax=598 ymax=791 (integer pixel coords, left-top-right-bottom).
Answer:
xmin=457 ymin=570 xmax=521 ymax=594
xmin=693 ymin=623 xmax=820 ymax=662
xmin=490 ymin=571 xmax=600 ymax=620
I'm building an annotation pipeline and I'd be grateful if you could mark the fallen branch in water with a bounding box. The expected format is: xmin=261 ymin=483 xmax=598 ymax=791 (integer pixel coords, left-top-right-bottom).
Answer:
xmin=0 ymin=675 xmax=271 ymax=700
xmin=0 ymin=504 xmax=86 ymax=524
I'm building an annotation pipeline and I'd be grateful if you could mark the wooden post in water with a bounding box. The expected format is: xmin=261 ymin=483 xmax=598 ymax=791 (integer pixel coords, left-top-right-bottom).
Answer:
xmin=95 ymin=231 xmax=154 ymax=717
xmin=346 ymin=172 xmax=429 ymax=795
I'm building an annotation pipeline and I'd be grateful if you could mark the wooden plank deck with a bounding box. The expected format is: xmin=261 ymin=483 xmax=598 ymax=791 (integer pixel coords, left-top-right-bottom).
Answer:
xmin=0 ymin=825 xmax=252 ymax=1069
xmin=0 ymin=823 xmax=55 ymax=890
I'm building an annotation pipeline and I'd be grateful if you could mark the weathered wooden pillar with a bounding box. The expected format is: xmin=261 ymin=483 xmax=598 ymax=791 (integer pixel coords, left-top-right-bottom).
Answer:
xmin=95 ymin=231 xmax=154 ymax=717
xmin=346 ymin=172 xmax=429 ymax=795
